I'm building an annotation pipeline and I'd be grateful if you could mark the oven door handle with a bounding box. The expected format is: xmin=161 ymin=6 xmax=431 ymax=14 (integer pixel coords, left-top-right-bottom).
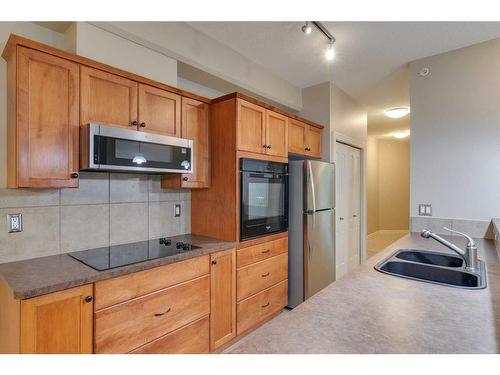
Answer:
xmin=248 ymin=173 xmax=276 ymax=178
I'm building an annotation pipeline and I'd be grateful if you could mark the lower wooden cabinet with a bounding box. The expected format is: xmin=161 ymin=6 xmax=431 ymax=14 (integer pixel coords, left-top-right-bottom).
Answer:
xmin=95 ymin=275 xmax=210 ymax=354
xmin=0 ymin=283 xmax=93 ymax=354
xmin=237 ymin=280 xmax=287 ymax=335
xmin=210 ymin=248 xmax=236 ymax=351
xmin=235 ymin=236 xmax=288 ymax=336
xmin=130 ymin=315 xmax=210 ymax=354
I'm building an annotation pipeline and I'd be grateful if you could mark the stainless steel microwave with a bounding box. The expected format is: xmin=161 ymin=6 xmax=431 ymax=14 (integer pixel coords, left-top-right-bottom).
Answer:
xmin=80 ymin=123 xmax=193 ymax=174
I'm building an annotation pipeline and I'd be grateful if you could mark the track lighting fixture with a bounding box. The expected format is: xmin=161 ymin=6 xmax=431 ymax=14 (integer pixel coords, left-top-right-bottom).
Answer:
xmin=301 ymin=21 xmax=337 ymax=62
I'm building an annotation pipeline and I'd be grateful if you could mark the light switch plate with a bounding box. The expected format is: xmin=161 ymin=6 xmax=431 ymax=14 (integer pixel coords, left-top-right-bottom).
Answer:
xmin=174 ymin=204 xmax=181 ymax=217
xmin=418 ymin=204 xmax=432 ymax=217
xmin=8 ymin=213 xmax=22 ymax=233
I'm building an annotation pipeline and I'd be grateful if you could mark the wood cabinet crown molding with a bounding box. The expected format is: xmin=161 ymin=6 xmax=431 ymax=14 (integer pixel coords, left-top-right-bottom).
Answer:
xmin=2 ymin=34 xmax=211 ymax=104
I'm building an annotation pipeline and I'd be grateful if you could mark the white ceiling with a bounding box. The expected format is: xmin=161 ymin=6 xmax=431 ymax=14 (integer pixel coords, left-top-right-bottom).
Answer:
xmin=188 ymin=22 xmax=500 ymax=134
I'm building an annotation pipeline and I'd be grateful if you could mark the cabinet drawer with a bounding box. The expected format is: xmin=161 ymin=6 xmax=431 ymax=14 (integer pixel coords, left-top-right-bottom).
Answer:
xmin=237 ymin=252 xmax=288 ymax=301
xmin=95 ymin=256 xmax=209 ymax=310
xmin=130 ymin=316 xmax=209 ymax=354
xmin=237 ymin=280 xmax=287 ymax=335
xmin=95 ymin=275 xmax=210 ymax=353
xmin=237 ymin=237 xmax=288 ymax=268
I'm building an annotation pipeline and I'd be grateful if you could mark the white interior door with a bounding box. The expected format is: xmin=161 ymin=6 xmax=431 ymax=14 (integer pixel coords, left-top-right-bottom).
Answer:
xmin=335 ymin=142 xmax=361 ymax=278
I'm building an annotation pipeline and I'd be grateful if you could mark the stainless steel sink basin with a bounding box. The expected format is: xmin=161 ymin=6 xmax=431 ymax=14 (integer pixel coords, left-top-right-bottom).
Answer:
xmin=375 ymin=249 xmax=486 ymax=289
xmin=395 ymin=249 xmax=463 ymax=267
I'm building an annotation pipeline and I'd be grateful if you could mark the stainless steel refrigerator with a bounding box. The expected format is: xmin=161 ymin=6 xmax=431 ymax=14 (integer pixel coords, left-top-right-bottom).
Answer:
xmin=288 ymin=160 xmax=335 ymax=308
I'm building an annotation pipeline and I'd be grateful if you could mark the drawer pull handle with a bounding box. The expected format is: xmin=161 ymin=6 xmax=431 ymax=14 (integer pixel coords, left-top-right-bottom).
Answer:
xmin=262 ymin=302 xmax=270 ymax=308
xmin=261 ymin=249 xmax=270 ymax=254
xmin=154 ymin=307 xmax=171 ymax=317
xmin=261 ymin=272 xmax=270 ymax=277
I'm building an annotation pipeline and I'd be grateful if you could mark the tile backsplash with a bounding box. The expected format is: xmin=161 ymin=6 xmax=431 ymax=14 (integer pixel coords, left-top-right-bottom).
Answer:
xmin=0 ymin=172 xmax=191 ymax=264
xmin=410 ymin=216 xmax=494 ymax=239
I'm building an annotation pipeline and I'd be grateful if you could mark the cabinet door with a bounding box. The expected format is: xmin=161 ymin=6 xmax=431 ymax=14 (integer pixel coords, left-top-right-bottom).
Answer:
xmin=80 ymin=66 xmax=138 ymax=128
xmin=210 ymin=248 xmax=236 ymax=351
xmin=138 ymin=84 xmax=181 ymax=136
xmin=236 ymin=100 xmax=266 ymax=155
xmin=288 ymin=119 xmax=307 ymax=155
xmin=306 ymin=126 xmax=322 ymax=158
xmin=20 ymin=284 xmax=93 ymax=354
xmin=265 ymin=111 xmax=288 ymax=158
xmin=16 ymin=47 xmax=79 ymax=188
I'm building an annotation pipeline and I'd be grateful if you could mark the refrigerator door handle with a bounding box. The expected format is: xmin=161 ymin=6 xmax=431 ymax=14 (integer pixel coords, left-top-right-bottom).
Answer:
xmin=307 ymin=161 xmax=316 ymax=213
xmin=307 ymin=213 xmax=315 ymax=262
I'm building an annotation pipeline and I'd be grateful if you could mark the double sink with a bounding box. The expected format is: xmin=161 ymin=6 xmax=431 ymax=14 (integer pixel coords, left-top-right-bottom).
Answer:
xmin=375 ymin=249 xmax=487 ymax=289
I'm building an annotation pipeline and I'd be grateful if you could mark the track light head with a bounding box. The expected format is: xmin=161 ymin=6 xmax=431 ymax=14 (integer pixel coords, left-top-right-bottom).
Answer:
xmin=325 ymin=40 xmax=335 ymax=61
xmin=302 ymin=22 xmax=312 ymax=35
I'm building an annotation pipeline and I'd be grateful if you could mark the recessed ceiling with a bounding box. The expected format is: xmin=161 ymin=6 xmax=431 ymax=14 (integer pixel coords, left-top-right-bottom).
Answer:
xmin=188 ymin=22 xmax=500 ymax=99
xmin=188 ymin=21 xmax=500 ymax=135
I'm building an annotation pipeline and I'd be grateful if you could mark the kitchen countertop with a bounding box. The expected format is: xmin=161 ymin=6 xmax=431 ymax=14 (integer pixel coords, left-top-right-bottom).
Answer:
xmin=227 ymin=233 xmax=500 ymax=354
xmin=0 ymin=234 xmax=235 ymax=300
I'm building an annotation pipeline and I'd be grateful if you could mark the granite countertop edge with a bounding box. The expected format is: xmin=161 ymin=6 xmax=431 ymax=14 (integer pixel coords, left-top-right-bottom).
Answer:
xmin=0 ymin=234 xmax=236 ymax=300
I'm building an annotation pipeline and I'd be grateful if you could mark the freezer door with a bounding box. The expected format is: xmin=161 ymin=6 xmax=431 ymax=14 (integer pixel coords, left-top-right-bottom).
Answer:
xmin=304 ymin=209 xmax=335 ymax=299
xmin=305 ymin=160 xmax=335 ymax=212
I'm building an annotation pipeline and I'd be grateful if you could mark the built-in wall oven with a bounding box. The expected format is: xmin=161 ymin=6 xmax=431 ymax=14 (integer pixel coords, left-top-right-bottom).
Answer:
xmin=240 ymin=158 xmax=288 ymax=240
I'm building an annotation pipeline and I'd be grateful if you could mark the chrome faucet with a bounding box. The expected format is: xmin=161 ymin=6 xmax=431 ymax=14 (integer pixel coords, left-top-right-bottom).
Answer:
xmin=420 ymin=227 xmax=479 ymax=273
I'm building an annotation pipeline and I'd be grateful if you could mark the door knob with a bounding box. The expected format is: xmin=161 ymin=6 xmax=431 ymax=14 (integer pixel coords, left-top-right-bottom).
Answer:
xmin=353 ymin=214 xmax=358 ymax=218
xmin=339 ymin=217 xmax=344 ymax=221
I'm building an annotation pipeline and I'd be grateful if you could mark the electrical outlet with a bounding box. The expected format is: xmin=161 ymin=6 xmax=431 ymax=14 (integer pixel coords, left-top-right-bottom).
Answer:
xmin=8 ymin=213 xmax=22 ymax=233
xmin=418 ymin=204 xmax=432 ymax=217
xmin=174 ymin=204 xmax=181 ymax=217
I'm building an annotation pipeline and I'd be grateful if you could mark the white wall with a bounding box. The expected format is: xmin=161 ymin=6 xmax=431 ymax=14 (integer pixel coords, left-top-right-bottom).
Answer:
xmin=0 ymin=22 xmax=66 ymax=188
xmin=299 ymin=82 xmax=331 ymax=161
xmin=88 ymin=22 xmax=303 ymax=111
xmin=330 ymin=84 xmax=368 ymax=149
xmin=68 ymin=22 xmax=177 ymax=87
xmin=410 ymin=38 xmax=500 ymax=221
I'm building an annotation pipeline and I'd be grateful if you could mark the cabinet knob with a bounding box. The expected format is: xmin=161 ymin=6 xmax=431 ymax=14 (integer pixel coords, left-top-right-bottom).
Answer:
xmin=131 ymin=120 xmax=138 ymax=127
xmin=261 ymin=272 xmax=270 ymax=277
xmin=84 ymin=295 xmax=93 ymax=303
xmin=140 ymin=122 xmax=146 ymax=128
xmin=339 ymin=217 xmax=345 ymax=221
xmin=263 ymin=144 xmax=267 ymax=149
xmin=211 ymin=260 xmax=217 ymax=265
xmin=182 ymin=177 xmax=189 ymax=181
xmin=267 ymin=145 xmax=272 ymax=149
xmin=261 ymin=302 xmax=270 ymax=308
xmin=70 ymin=172 xmax=79 ymax=179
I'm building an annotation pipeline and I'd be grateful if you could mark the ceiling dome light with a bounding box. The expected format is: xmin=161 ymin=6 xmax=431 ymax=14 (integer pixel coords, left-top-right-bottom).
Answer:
xmin=390 ymin=130 xmax=410 ymax=139
xmin=302 ymin=22 xmax=312 ymax=35
xmin=384 ymin=107 xmax=410 ymax=119
xmin=325 ymin=41 xmax=335 ymax=61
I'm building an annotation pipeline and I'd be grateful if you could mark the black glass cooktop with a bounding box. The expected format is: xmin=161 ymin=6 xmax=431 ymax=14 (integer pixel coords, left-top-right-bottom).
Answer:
xmin=68 ymin=238 xmax=201 ymax=271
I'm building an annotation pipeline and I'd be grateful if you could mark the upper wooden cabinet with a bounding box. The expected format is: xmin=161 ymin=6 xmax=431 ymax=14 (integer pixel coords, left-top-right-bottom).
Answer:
xmin=7 ymin=47 xmax=80 ymax=188
xmin=138 ymin=84 xmax=181 ymax=136
xmin=80 ymin=66 xmax=138 ymax=129
xmin=305 ymin=125 xmax=322 ymax=158
xmin=20 ymin=284 xmax=93 ymax=354
xmin=265 ymin=111 xmax=288 ymax=158
xmin=161 ymin=97 xmax=210 ymax=189
xmin=236 ymin=99 xmax=289 ymax=158
xmin=236 ymin=99 xmax=266 ymax=154
xmin=210 ymin=248 xmax=236 ymax=351
xmin=288 ymin=119 xmax=322 ymax=158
